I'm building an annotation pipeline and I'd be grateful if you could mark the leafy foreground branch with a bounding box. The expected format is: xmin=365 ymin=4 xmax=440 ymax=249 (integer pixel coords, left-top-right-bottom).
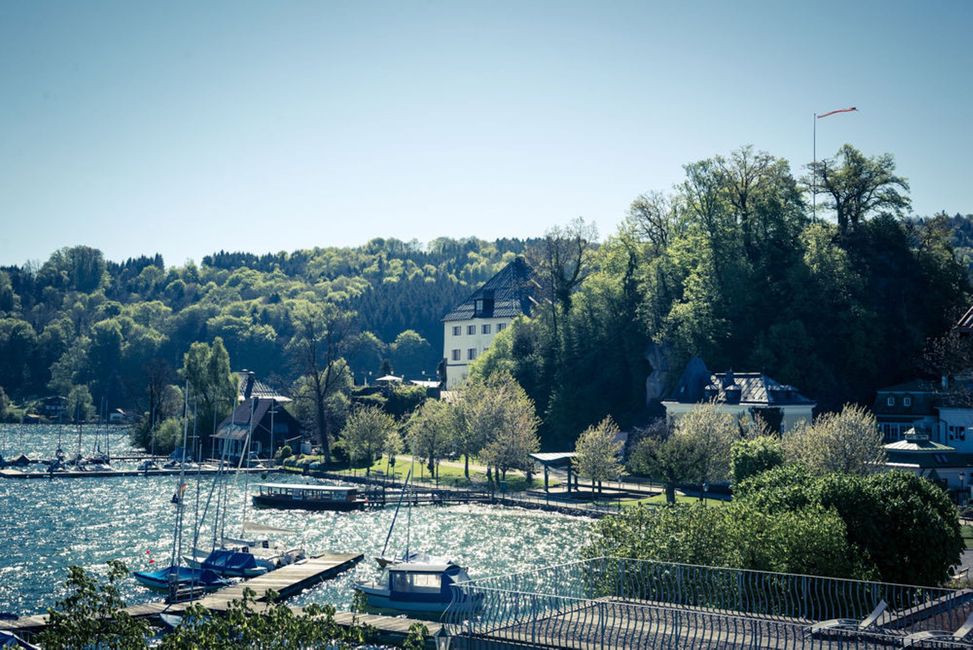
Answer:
xmin=36 ymin=562 xmax=415 ymax=649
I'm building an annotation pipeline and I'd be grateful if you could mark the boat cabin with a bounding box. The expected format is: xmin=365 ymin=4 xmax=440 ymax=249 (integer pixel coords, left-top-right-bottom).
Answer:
xmin=388 ymin=563 xmax=464 ymax=604
xmin=251 ymin=482 xmax=365 ymax=511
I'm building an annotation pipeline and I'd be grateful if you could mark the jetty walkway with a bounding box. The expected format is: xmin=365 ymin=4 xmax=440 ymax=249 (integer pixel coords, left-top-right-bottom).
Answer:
xmin=311 ymin=470 xmax=636 ymax=518
xmin=0 ymin=552 xmax=443 ymax=646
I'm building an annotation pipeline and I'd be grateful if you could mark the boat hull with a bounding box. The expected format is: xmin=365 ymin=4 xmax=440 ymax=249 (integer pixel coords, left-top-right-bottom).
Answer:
xmin=354 ymin=585 xmax=483 ymax=615
xmin=251 ymin=494 xmax=364 ymax=511
xmin=133 ymin=566 xmax=229 ymax=592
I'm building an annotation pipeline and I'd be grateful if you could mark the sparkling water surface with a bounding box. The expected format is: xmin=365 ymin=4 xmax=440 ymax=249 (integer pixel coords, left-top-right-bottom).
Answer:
xmin=0 ymin=425 xmax=591 ymax=615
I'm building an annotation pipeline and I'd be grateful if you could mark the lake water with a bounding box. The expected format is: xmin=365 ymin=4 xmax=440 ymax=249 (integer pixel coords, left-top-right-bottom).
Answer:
xmin=0 ymin=425 xmax=591 ymax=616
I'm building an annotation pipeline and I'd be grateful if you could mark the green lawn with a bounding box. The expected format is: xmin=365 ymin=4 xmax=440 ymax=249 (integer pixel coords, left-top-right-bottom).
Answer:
xmin=620 ymin=493 xmax=728 ymax=508
xmin=962 ymin=525 xmax=973 ymax=549
xmin=321 ymin=455 xmax=555 ymax=493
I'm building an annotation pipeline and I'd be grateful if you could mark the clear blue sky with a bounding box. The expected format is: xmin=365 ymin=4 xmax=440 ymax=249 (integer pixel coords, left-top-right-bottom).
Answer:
xmin=1 ymin=1 xmax=970 ymax=266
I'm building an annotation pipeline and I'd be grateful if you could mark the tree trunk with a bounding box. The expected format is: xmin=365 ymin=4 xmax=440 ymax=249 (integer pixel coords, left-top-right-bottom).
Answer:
xmin=665 ymin=484 xmax=676 ymax=504
xmin=464 ymin=454 xmax=470 ymax=480
xmin=313 ymin=387 xmax=331 ymax=465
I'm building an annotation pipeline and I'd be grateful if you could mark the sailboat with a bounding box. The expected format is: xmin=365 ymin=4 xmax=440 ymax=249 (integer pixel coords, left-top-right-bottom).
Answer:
xmin=183 ymin=397 xmax=305 ymax=579
xmin=134 ymin=387 xmax=230 ymax=596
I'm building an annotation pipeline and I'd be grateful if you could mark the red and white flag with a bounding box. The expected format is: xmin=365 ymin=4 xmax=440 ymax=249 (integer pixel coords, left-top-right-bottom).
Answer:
xmin=817 ymin=107 xmax=858 ymax=118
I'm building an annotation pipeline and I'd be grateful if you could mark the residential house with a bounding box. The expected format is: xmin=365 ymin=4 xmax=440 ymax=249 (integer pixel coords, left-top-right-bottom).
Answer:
xmin=213 ymin=372 xmax=301 ymax=461
xmin=873 ymin=379 xmax=973 ymax=449
xmin=661 ymin=357 xmax=815 ymax=433
xmin=441 ymin=257 xmax=538 ymax=389
xmin=883 ymin=429 xmax=972 ymax=496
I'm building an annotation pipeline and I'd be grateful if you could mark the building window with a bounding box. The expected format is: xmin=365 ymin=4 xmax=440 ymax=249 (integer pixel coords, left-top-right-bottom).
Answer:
xmin=903 ymin=396 xmax=912 ymax=407
xmin=497 ymin=322 xmax=506 ymax=332
xmin=452 ymin=326 xmax=461 ymax=336
xmin=886 ymin=397 xmax=895 ymax=407
xmin=467 ymin=325 xmax=476 ymax=335
xmin=482 ymin=324 xmax=491 ymax=334
xmin=467 ymin=348 xmax=477 ymax=361
xmin=451 ymin=349 xmax=460 ymax=361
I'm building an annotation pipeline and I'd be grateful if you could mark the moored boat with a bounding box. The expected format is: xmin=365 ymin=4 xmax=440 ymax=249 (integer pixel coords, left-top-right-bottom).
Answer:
xmin=132 ymin=565 xmax=229 ymax=592
xmin=183 ymin=537 xmax=305 ymax=578
xmin=353 ymin=560 xmax=482 ymax=615
xmin=251 ymin=483 xmax=366 ymax=511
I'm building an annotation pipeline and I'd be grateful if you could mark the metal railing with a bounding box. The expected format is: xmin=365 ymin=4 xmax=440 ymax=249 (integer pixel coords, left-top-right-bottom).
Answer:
xmin=444 ymin=557 xmax=973 ymax=649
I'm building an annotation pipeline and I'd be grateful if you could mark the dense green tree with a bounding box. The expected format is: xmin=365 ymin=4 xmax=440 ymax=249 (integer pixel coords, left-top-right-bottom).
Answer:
xmin=340 ymin=405 xmax=396 ymax=474
xmin=573 ymin=416 xmax=624 ymax=493
xmin=38 ymin=245 xmax=107 ymax=293
xmin=730 ymin=435 xmax=784 ymax=484
xmin=582 ymin=502 xmax=868 ymax=579
xmin=628 ymin=422 xmax=698 ymax=504
xmin=287 ymin=302 xmax=354 ymax=464
xmin=406 ymin=398 xmax=455 ymax=477
xmin=390 ymin=329 xmax=433 ymax=379
xmin=181 ymin=338 xmax=236 ymax=441
xmin=781 ymin=404 xmax=885 ymax=476
xmin=736 ymin=466 xmax=963 ymax=585
xmin=0 ymin=318 xmax=38 ymax=394
xmin=809 ymin=144 xmax=910 ymax=236
xmin=344 ymin=331 xmax=387 ymax=382
xmin=66 ymin=384 xmax=95 ymax=422
xmin=0 ymin=271 xmax=17 ymax=313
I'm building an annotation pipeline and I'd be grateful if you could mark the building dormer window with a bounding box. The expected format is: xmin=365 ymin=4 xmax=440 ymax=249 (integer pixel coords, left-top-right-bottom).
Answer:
xmin=886 ymin=397 xmax=895 ymax=407
xmin=903 ymin=396 xmax=912 ymax=407
xmin=474 ymin=290 xmax=495 ymax=317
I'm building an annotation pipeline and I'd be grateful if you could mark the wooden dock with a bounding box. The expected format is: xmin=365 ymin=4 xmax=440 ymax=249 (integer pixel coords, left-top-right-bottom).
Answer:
xmin=0 ymin=552 xmax=363 ymax=635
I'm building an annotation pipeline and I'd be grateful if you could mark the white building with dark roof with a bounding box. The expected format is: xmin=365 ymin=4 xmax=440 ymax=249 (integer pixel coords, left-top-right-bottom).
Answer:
xmin=441 ymin=257 xmax=537 ymax=389
xmin=662 ymin=357 xmax=815 ymax=433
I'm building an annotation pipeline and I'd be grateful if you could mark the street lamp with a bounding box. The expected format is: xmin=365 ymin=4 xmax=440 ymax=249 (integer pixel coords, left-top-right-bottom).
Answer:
xmin=434 ymin=626 xmax=452 ymax=650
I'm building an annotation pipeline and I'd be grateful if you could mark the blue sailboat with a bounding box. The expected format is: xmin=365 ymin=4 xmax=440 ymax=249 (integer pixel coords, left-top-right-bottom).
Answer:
xmin=134 ymin=387 xmax=230 ymax=596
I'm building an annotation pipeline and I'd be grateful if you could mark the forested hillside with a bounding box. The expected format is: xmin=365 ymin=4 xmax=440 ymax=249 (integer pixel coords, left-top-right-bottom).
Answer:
xmin=469 ymin=146 xmax=970 ymax=448
xmin=0 ymin=237 xmax=535 ymax=408
xmin=0 ymin=144 xmax=969 ymax=451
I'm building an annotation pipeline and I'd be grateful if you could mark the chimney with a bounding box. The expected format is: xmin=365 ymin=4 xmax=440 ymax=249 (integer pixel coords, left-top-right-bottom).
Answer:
xmin=244 ymin=371 xmax=256 ymax=400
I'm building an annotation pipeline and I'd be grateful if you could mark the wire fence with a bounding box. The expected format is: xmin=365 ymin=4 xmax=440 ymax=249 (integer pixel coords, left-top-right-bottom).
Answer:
xmin=444 ymin=557 xmax=973 ymax=649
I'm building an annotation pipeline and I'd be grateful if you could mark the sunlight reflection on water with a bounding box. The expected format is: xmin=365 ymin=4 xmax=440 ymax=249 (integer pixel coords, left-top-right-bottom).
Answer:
xmin=0 ymin=425 xmax=591 ymax=615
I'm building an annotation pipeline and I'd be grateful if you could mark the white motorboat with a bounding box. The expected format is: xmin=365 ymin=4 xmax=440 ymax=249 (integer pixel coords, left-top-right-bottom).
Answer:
xmin=354 ymin=560 xmax=482 ymax=615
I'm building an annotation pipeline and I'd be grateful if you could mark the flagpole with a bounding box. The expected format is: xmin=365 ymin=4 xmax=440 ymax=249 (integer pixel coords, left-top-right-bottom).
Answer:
xmin=812 ymin=113 xmax=817 ymax=223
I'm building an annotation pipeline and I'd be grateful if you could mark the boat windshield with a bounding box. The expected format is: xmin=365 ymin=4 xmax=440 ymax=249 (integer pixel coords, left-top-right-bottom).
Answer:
xmin=391 ymin=571 xmax=442 ymax=594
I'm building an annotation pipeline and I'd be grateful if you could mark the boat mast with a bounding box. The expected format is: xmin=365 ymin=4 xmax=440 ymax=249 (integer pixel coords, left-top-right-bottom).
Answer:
xmin=381 ymin=467 xmax=413 ymax=560
xmin=237 ymin=397 xmax=257 ymax=537
xmin=169 ymin=381 xmax=191 ymax=569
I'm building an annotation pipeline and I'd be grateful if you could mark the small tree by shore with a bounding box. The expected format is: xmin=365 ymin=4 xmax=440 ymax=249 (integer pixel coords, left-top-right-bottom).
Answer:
xmin=574 ymin=416 xmax=624 ymax=494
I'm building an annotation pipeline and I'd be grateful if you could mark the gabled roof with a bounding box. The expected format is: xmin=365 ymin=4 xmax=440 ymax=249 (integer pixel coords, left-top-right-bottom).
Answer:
xmin=442 ymin=257 xmax=537 ymax=322
xmin=236 ymin=371 xmax=291 ymax=403
xmin=664 ymin=357 xmax=815 ymax=406
xmin=216 ymin=397 xmax=294 ymax=439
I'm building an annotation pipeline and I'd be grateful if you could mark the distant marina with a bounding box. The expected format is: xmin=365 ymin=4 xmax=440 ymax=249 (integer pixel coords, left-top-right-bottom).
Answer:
xmin=0 ymin=424 xmax=590 ymax=617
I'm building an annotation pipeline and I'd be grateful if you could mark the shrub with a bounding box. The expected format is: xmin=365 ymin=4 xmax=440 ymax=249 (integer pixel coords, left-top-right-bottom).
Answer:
xmin=730 ymin=435 xmax=784 ymax=484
